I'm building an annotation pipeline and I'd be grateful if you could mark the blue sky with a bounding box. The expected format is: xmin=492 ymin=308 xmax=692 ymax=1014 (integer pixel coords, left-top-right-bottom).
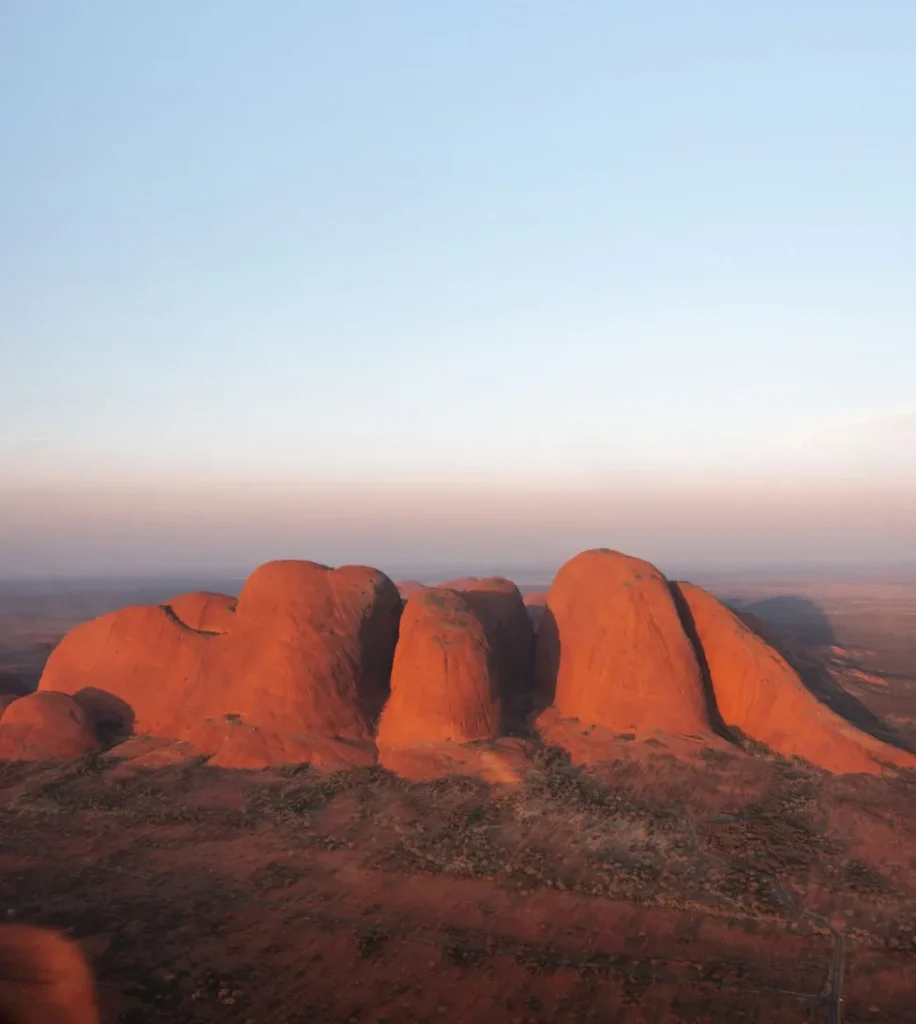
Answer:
xmin=2 ymin=1 xmax=915 ymax=575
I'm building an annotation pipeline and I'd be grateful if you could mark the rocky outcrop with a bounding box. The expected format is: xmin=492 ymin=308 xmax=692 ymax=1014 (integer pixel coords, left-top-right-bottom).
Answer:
xmin=535 ymin=549 xmax=711 ymax=737
xmin=440 ymin=576 xmax=535 ymax=713
xmin=0 ymin=692 xmax=101 ymax=761
xmin=377 ymin=588 xmax=501 ymax=746
xmin=676 ymin=582 xmax=916 ymax=774
xmin=0 ymin=924 xmax=99 ymax=1024
xmin=37 ymin=560 xmax=402 ymax=767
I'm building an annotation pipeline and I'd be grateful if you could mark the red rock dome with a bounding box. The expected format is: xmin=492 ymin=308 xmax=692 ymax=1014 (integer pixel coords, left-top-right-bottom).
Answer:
xmin=535 ymin=549 xmax=711 ymax=737
xmin=0 ymin=924 xmax=100 ymax=1024
xmin=440 ymin=576 xmax=535 ymax=713
xmin=377 ymin=588 xmax=501 ymax=746
xmin=0 ymin=692 xmax=100 ymax=761
xmin=37 ymin=560 xmax=402 ymax=766
xmin=676 ymin=582 xmax=916 ymax=774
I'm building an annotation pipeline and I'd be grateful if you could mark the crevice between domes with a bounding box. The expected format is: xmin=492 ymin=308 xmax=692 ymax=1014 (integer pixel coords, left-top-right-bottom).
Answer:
xmin=667 ymin=581 xmax=739 ymax=746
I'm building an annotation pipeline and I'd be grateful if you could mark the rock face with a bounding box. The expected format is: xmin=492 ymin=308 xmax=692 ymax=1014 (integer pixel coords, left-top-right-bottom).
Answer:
xmin=0 ymin=924 xmax=100 ymax=1024
xmin=440 ymin=577 xmax=535 ymax=711
xmin=395 ymin=580 xmax=426 ymax=601
xmin=377 ymin=588 xmax=501 ymax=746
xmin=536 ymin=549 xmax=711 ymax=736
xmin=523 ymin=590 xmax=549 ymax=630
xmin=37 ymin=561 xmax=402 ymax=766
xmin=0 ymin=692 xmax=100 ymax=761
xmin=165 ymin=591 xmax=236 ymax=633
xmin=676 ymin=583 xmax=916 ymax=774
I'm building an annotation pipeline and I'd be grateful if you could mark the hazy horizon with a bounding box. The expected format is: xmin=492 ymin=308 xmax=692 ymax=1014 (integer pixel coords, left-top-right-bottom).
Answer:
xmin=3 ymin=3 xmax=915 ymax=577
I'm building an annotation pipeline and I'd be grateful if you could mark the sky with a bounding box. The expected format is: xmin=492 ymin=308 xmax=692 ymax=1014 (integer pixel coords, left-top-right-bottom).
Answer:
xmin=2 ymin=1 xmax=915 ymax=577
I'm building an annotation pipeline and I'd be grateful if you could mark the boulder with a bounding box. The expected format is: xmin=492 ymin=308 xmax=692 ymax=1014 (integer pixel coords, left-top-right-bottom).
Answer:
xmin=377 ymin=588 xmax=501 ymax=746
xmin=37 ymin=561 xmax=402 ymax=766
xmin=535 ymin=549 xmax=711 ymax=736
xmin=676 ymin=582 xmax=916 ymax=774
xmin=0 ymin=924 xmax=99 ymax=1024
xmin=0 ymin=692 xmax=100 ymax=761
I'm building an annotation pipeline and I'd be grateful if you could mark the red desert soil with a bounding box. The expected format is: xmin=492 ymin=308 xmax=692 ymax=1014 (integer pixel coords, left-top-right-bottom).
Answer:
xmin=0 ymin=692 xmax=100 ymax=762
xmin=0 ymin=924 xmax=100 ymax=1024
xmin=535 ymin=550 xmax=711 ymax=737
xmin=676 ymin=583 xmax=916 ymax=775
xmin=37 ymin=561 xmax=402 ymax=768
xmin=0 ymin=747 xmax=914 ymax=1022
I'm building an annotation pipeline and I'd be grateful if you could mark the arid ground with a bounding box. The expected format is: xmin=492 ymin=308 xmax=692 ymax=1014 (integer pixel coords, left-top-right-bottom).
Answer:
xmin=1 ymin=573 xmax=915 ymax=1023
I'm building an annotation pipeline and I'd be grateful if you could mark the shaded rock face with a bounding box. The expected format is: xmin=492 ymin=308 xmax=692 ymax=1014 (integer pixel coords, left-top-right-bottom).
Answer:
xmin=164 ymin=590 xmax=236 ymax=634
xmin=440 ymin=577 xmax=536 ymax=715
xmin=0 ymin=692 xmax=101 ymax=762
xmin=0 ymin=924 xmax=100 ymax=1024
xmin=523 ymin=590 xmax=549 ymax=631
xmin=535 ymin=549 xmax=711 ymax=737
xmin=377 ymin=588 xmax=501 ymax=746
xmin=395 ymin=580 xmax=426 ymax=601
xmin=676 ymin=583 xmax=916 ymax=774
xmin=37 ymin=561 xmax=402 ymax=766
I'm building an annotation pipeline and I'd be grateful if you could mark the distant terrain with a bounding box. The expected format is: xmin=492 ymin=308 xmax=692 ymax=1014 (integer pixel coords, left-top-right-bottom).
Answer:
xmin=703 ymin=575 xmax=916 ymax=749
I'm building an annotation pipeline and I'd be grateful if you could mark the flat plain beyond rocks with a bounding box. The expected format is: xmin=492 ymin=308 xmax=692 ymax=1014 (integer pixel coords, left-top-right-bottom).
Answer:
xmin=1 ymin=561 xmax=915 ymax=1022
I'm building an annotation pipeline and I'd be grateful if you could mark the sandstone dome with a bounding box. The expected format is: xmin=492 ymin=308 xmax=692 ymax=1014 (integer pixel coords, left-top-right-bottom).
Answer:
xmin=535 ymin=549 xmax=711 ymax=737
xmin=377 ymin=587 xmax=501 ymax=746
xmin=676 ymin=582 xmax=916 ymax=774
xmin=0 ymin=924 xmax=100 ymax=1024
xmin=0 ymin=692 xmax=101 ymax=761
xmin=37 ymin=560 xmax=402 ymax=766
xmin=440 ymin=576 xmax=535 ymax=712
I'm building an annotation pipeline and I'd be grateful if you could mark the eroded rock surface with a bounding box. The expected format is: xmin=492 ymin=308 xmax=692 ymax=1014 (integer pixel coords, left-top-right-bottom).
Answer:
xmin=535 ymin=549 xmax=711 ymax=737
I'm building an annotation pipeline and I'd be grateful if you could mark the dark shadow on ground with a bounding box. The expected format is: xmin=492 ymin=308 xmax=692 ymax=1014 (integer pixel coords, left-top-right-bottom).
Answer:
xmin=732 ymin=612 xmax=915 ymax=756
xmin=727 ymin=596 xmax=838 ymax=647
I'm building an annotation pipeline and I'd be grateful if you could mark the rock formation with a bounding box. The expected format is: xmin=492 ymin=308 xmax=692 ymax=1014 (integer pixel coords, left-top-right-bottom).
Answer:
xmin=535 ymin=549 xmax=711 ymax=736
xmin=164 ymin=590 xmax=236 ymax=633
xmin=676 ymin=582 xmax=916 ymax=774
xmin=36 ymin=560 xmax=402 ymax=767
xmin=522 ymin=589 xmax=549 ymax=630
xmin=395 ymin=580 xmax=426 ymax=601
xmin=0 ymin=924 xmax=99 ymax=1024
xmin=0 ymin=692 xmax=100 ymax=761
xmin=440 ymin=576 xmax=535 ymax=713
xmin=377 ymin=588 xmax=501 ymax=746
